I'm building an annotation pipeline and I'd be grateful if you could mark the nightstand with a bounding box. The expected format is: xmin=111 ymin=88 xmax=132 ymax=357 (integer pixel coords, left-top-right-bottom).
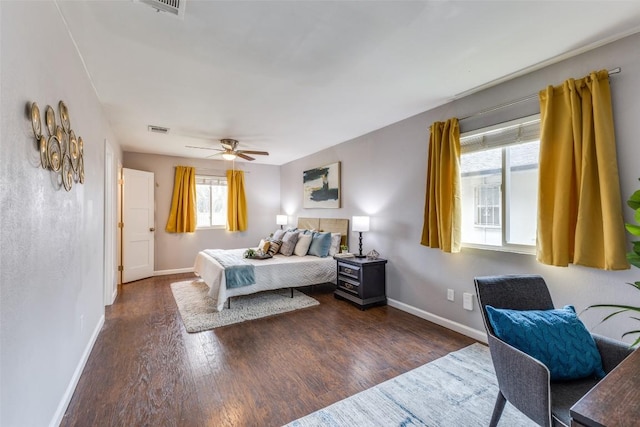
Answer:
xmin=334 ymin=257 xmax=387 ymax=309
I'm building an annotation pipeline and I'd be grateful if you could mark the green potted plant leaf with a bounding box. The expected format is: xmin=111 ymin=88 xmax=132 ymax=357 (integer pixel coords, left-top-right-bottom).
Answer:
xmin=244 ymin=248 xmax=256 ymax=259
xmin=585 ymin=184 xmax=640 ymax=347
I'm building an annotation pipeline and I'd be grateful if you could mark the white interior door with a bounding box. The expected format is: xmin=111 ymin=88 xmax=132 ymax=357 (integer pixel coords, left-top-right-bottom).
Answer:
xmin=123 ymin=168 xmax=155 ymax=283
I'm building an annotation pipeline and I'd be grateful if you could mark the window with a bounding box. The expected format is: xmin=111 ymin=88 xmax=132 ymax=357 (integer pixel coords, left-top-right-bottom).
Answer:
xmin=474 ymin=184 xmax=501 ymax=227
xmin=196 ymin=175 xmax=227 ymax=228
xmin=460 ymin=115 xmax=540 ymax=253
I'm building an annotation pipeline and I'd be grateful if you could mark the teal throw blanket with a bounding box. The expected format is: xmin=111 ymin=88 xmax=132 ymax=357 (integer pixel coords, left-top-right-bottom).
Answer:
xmin=204 ymin=249 xmax=256 ymax=289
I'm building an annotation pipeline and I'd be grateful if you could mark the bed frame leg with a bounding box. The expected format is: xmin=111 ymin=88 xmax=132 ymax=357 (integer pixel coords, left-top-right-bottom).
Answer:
xmin=290 ymin=288 xmax=294 ymax=298
xmin=227 ymin=298 xmax=231 ymax=309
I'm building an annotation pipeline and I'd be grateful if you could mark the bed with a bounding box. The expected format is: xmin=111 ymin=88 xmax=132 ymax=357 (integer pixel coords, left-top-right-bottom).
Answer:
xmin=193 ymin=217 xmax=349 ymax=311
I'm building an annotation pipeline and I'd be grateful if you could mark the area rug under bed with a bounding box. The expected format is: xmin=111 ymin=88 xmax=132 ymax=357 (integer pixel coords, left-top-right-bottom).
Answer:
xmin=170 ymin=279 xmax=319 ymax=332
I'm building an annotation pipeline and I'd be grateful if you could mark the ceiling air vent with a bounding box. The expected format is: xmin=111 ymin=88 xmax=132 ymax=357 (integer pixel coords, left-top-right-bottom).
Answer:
xmin=140 ymin=0 xmax=186 ymax=18
xmin=148 ymin=125 xmax=170 ymax=134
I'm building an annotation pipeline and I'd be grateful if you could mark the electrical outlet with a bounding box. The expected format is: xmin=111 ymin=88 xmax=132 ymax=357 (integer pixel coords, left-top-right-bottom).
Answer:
xmin=447 ymin=289 xmax=455 ymax=302
xmin=463 ymin=293 xmax=474 ymax=311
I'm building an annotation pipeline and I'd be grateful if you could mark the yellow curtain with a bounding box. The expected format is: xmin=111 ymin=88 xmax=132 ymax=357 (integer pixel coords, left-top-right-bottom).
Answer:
xmin=420 ymin=118 xmax=461 ymax=253
xmin=227 ymin=169 xmax=247 ymax=232
xmin=537 ymin=70 xmax=628 ymax=270
xmin=165 ymin=166 xmax=196 ymax=233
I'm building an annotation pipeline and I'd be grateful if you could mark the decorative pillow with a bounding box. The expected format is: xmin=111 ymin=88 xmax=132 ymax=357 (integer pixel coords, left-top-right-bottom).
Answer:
xmin=266 ymin=239 xmax=282 ymax=256
xmin=307 ymin=232 xmax=332 ymax=257
xmin=272 ymin=229 xmax=286 ymax=241
xmin=293 ymin=233 xmax=313 ymax=256
xmin=279 ymin=231 xmax=299 ymax=256
xmin=328 ymin=233 xmax=342 ymax=256
xmin=257 ymin=239 xmax=271 ymax=253
xmin=485 ymin=305 xmax=605 ymax=381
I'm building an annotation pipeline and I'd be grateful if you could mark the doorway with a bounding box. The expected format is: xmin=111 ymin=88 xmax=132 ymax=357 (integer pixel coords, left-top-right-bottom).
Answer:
xmin=122 ymin=168 xmax=155 ymax=283
xmin=104 ymin=140 xmax=117 ymax=304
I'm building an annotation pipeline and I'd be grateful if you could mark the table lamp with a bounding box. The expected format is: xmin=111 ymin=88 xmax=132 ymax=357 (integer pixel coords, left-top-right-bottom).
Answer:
xmin=352 ymin=216 xmax=370 ymax=258
xmin=276 ymin=215 xmax=288 ymax=229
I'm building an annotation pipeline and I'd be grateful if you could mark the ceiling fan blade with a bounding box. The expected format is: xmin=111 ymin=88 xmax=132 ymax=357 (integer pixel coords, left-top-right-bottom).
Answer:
xmin=185 ymin=145 xmax=222 ymax=151
xmin=236 ymin=153 xmax=255 ymax=161
xmin=205 ymin=152 xmax=224 ymax=159
xmin=238 ymin=150 xmax=269 ymax=156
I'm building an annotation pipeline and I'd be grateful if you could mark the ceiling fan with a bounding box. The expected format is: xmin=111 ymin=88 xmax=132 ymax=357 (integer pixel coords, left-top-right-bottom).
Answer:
xmin=186 ymin=138 xmax=269 ymax=161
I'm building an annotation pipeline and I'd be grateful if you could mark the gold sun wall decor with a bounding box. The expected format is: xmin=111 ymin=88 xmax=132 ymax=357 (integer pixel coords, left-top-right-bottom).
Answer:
xmin=30 ymin=101 xmax=85 ymax=191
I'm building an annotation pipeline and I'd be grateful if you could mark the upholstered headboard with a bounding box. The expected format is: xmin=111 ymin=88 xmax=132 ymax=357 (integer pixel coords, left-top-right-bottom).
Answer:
xmin=297 ymin=217 xmax=349 ymax=246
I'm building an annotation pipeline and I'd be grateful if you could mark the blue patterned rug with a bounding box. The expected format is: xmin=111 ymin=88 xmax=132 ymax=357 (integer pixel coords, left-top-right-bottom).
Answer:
xmin=285 ymin=343 xmax=536 ymax=426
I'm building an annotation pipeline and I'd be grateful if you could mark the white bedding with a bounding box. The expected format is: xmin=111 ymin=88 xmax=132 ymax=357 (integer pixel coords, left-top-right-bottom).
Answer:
xmin=193 ymin=248 xmax=336 ymax=311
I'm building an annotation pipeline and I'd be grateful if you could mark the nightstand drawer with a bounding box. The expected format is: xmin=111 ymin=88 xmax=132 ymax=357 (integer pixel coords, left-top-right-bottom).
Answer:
xmin=337 ymin=278 xmax=359 ymax=295
xmin=338 ymin=263 xmax=360 ymax=279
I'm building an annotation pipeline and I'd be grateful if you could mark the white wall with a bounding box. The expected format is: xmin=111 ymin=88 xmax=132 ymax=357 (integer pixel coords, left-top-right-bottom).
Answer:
xmin=0 ymin=2 xmax=122 ymax=426
xmin=123 ymin=152 xmax=281 ymax=272
xmin=281 ymin=32 xmax=640 ymax=343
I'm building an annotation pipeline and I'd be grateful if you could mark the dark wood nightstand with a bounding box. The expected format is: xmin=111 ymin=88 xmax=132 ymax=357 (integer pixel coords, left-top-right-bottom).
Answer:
xmin=334 ymin=256 xmax=387 ymax=309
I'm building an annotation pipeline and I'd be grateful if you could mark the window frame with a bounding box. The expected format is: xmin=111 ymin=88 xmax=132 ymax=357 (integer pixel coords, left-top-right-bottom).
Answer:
xmin=460 ymin=114 xmax=540 ymax=255
xmin=195 ymin=174 xmax=228 ymax=230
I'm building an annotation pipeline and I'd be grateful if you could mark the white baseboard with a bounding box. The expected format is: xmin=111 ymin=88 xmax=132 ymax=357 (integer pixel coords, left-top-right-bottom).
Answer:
xmin=154 ymin=267 xmax=194 ymax=276
xmin=387 ymin=298 xmax=487 ymax=343
xmin=50 ymin=314 xmax=105 ymax=427
xmin=110 ymin=287 xmax=118 ymax=305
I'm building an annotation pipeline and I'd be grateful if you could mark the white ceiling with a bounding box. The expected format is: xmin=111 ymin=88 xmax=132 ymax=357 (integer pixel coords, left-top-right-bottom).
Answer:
xmin=56 ymin=1 xmax=640 ymax=165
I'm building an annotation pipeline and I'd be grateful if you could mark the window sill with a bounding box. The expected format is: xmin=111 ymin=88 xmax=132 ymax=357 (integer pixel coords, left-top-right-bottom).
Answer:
xmin=196 ymin=225 xmax=226 ymax=231
xmin=461 ymin=242 xmax=536 ymax=255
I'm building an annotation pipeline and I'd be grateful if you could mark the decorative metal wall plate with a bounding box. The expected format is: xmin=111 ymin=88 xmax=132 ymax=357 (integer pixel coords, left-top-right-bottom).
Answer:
xmin=47 ymin=135 xmax=62 ymax=172
xmin=39 ymin=135 xmax=48 ymax=168
xmin=30 ymin=100 xmax=85 ymax=191
xmin=59 ymin=101 xmax=70 ymax=133
xmin=45 ymin=106 xmax=55 ymax=136
xmin=62 ymin=154 xmax=73 ymax=191
xmin=31 ymin=103 xmax=42 ymax=138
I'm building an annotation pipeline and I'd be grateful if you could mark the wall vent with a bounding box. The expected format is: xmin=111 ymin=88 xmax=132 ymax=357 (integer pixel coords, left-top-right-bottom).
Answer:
xmin=140 ymin=0 xmax=186 ymax=18
xmin=148 ymin=125 xmax=170 ymax=134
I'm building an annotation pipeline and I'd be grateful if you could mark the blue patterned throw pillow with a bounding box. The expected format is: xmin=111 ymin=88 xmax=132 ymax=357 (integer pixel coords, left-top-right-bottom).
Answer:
xmin=485 ymin=305 xmax=605 ymax=381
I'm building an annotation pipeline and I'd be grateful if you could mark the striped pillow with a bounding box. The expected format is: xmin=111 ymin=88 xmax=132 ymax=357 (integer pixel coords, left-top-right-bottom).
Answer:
xmin=267 ymin=239 xmax=282 ymax=256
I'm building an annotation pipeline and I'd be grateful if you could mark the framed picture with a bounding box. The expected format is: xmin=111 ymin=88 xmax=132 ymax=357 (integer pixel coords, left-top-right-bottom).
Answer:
xmin=303 ymin=162 xmax=341 ymax=209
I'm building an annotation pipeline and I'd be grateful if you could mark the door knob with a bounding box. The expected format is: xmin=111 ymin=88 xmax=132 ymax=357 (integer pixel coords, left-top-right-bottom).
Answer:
xmin=150 ymin=227 xmax=155 ymax=232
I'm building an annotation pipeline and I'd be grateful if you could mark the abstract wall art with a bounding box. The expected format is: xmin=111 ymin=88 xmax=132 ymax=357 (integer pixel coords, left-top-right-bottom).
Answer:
xmin=303 ymin=162 xmax=340 ymax=209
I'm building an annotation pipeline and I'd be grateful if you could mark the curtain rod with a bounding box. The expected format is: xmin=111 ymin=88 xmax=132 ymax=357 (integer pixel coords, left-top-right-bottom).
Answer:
xmin=192 ymin=167 xmax=250 ymax=175
xmin=459 ymin=67 xmax=621 ymax=122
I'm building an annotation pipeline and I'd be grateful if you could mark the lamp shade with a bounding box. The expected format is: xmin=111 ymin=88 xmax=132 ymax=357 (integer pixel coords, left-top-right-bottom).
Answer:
xmin=222 ymin=152 xmax=237 ymax=161
xmin=352 ymin=216 xmax=370 ymax=232
xmin=276 ymin=215 xmax=288 ymax=226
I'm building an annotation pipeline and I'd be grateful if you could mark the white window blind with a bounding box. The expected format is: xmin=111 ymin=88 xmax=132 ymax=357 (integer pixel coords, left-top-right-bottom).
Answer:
xmin=196 ymin=175 xmax=226 ymax=187
xmin=461 ymin=114 xmax=540 ymax=154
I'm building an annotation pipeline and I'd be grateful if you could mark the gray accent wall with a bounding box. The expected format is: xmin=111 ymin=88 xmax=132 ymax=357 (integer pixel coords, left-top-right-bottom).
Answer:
xmin=1 ymin=2 xmax=122 ymax=426
xmin=124 ymin=152 xmax=281 ymax=272
xmin=280 ymin=32 xmax=640 ymax=342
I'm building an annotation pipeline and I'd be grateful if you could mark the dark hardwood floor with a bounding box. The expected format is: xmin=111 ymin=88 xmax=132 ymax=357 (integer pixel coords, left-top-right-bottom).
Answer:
xmin=61 ymin=274 xmax=477 ymax=427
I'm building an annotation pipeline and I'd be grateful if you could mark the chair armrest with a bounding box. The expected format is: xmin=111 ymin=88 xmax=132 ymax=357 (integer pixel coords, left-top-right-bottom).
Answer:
xmin=592 ymin=333 xmax=633 ymax=374
xmin=488 ymin=334 xmax=552 ymax=426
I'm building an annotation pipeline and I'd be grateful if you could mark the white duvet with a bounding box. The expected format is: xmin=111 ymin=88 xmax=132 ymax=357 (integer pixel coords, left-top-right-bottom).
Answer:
xmin=193 ymin=248 xmax=336 ymax=311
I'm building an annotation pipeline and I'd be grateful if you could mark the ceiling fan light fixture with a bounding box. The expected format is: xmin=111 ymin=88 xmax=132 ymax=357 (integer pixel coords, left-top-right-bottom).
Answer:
xmin=222 ymin=152 xmax=237 ymax=161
